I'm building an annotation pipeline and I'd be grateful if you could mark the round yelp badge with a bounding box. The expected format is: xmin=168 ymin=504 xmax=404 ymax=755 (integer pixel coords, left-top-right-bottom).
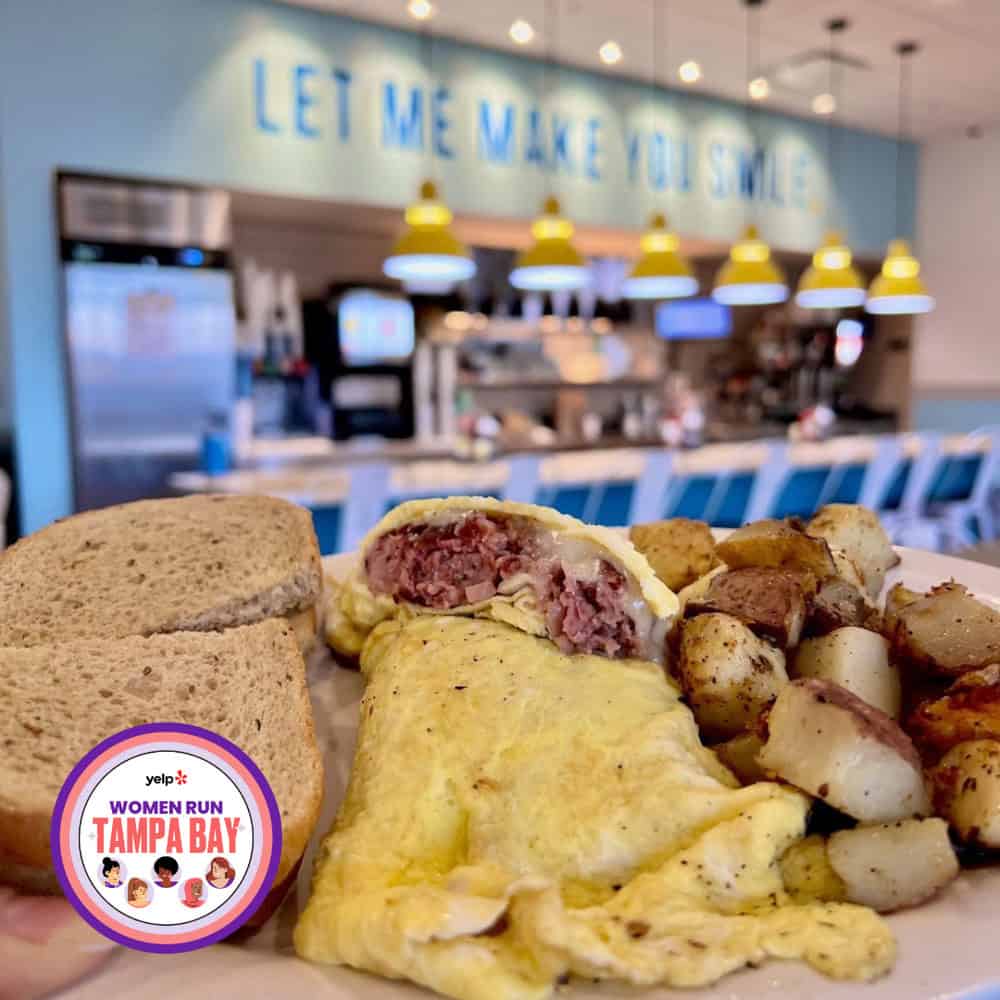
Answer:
xmin=52 ymin=723 xmax=281 ymax=952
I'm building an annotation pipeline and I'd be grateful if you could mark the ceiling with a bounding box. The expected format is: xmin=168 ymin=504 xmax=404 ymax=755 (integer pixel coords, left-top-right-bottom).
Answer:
xmin=278 ymin=0 xmax=1000 ymax=139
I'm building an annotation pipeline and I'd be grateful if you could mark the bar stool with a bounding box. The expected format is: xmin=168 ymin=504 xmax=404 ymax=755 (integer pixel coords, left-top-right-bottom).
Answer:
xmin=536 ymin=450 xmax=645 ymax=527
xmin=879 ymin=433 xmax=945 ymax=549
xmin=928 ymin=431 xmax=1000 ymax=547
xmin=337 ymin=461 xmax=391 ymax=553
xmin=665 ymin=466 xmax=758 ymax=527
xmin=747 ymin=441 xmax=877 ymax=524
xmin=857 ymin=434 xmax=906 ymax=511
xmin=628 ymin=450 xmax=675 ymax=525
xmin=501 ymin=454 xmax=542 ymax=504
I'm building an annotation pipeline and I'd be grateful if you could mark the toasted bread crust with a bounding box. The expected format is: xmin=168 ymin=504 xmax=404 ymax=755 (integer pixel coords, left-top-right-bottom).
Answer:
xmin=0 ymin=495 xmax=322 ymax=647
xmin=0 ymin=622 xmax=323 ymax=889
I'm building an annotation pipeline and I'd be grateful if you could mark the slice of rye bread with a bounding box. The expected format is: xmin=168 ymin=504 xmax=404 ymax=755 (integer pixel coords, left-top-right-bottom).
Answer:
xmin=0 ymin=620 xmax=323 ymax=894
xmin=0 ymin=494 xmax=322 ymax=647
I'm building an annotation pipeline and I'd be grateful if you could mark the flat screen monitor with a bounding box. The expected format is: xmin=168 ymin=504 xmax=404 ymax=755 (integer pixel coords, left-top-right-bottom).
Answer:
xmin=338 ymin=289 xmax=415 ymax=366
xmin=655 ymin=298 xmax=732 ymax=341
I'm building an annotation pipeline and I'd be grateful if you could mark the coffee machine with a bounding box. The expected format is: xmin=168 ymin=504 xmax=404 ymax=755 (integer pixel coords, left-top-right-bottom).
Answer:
xmin=305 ymin=287 xmax=417 ymax=440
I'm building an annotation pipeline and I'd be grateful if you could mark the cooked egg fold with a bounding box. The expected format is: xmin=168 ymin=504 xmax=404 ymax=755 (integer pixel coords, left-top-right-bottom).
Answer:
xmin=295 ymin=616 xmax=894 ymax=999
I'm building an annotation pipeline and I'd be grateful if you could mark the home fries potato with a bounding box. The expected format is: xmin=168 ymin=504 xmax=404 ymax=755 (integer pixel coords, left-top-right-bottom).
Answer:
xmin=304 ymin=498 xmax=1000 ymax=1000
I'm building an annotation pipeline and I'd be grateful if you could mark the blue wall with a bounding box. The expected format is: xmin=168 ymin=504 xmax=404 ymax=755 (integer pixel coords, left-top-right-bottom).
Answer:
xmin=0 ymin=0 xmax=918 ymax=532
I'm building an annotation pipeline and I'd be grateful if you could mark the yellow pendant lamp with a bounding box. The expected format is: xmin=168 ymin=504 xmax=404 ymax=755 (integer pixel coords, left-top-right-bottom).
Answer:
xmin=623 ymin=7 xmax=696 ymax=301
xmin=866 ymin=41 xmax=933 ymax=316
xmin=383 ymin=179 xmax=476 ymax=291
xmin=713 ymin=224 xmax=788 ymax=306
xmin=865 ymin=239 xmax=934 ymax=314
xmin=796 ymin=231 xmax=866 ymax=308
xmin=509 ymin=196 xmax=587 ymax=291
xmin=623 ymin=213 xmax=697 ymax=300
xmin=796 ymin=18 xmax=865 ymax=310
xmin=712 ymin=0 xmax=789 ymax=307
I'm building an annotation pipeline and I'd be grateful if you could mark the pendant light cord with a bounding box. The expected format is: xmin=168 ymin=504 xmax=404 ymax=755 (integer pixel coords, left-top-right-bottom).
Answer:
xmin=825 ymin=18 xmax=847 ymax=232
xmin=745 ymin=0 xmax=762 ymax=228
xmin=544 ymin=0 xmax=555 ymax=119
xmin=652 ymin=0 xmax=660 ymax=91
xmin=541 ymin=0 xmax=558 ymax=205
xmin=895 ymin=41 xmax=917 ymax=239
xmin=652 ymin=0 xmax=664 ymax=217
xmin=421 ymin=22 xmax=433 ymax=180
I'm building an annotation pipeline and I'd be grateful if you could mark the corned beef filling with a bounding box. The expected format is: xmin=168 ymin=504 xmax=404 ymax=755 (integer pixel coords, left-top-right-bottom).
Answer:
xmin=364 ymin=512 xmax=640 ymax=658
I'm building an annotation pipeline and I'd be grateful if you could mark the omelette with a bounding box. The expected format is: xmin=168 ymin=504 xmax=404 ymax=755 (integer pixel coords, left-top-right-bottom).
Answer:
xmin=325 ymin=497 xmax=679 ymax=663
xmin=295 ymin=615 xmax=894 ymax=999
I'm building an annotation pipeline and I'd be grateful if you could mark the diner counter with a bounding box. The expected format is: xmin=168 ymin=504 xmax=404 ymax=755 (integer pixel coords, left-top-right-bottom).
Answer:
xmin=169 ymin=432 xmax=989 ymax=510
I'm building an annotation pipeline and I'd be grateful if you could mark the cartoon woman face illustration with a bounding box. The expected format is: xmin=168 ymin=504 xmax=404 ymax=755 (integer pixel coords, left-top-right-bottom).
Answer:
xmin=206 ymin=856 xmax=236 ymax=889
xmin=181 ymin=878 xmax=205 ymax=908
xmin=153 ymin=855 xmax=179 ymax=888
xmin=127 ymin=878 xmax=150 ymax=908
xmin=102 ymin=857 xmax=122 ymax=887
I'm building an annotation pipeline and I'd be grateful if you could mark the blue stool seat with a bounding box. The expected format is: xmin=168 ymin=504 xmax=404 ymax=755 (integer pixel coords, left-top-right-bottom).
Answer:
xmin=310 ymin=505 xmax=343 ymax=555
xmin=537 ymin=482 xmax=637 ymax=527
xmin=881 ymin=459 xmax=913 ymax=512
xmin=828 ymin=463 xmax=865 ymax=504
xmin=772 ymin=467 xmax=830 ymax=519
xmin=593 ymin=482 xmax=635 ymax=526
xmin=667 ymin=473 xmax=754 ymax=528
xmin=927 ymin=455 xmax=982 ymax=504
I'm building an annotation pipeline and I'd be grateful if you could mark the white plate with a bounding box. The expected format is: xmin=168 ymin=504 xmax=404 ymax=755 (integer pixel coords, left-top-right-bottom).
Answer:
xmin=65 ymin=547 xmax=1000 ymax=1000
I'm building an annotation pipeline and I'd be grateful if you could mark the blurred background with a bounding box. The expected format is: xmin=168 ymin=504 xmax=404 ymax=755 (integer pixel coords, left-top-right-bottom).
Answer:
xmin=1 ymin=0 xmax=997 ymax=557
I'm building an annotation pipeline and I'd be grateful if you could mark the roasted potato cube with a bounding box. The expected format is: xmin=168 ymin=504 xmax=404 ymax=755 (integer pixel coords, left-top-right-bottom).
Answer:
xmin=716 ymin=520 xmax=837 ymax=578
xmin=779 ymin=834 xmax=847 ymax=904
xmin=827 ymin=818 xmax=959 ymax=912
xmin=882 ymin=582 xmax=922 ymax=638
xmin=808 ymin=505 xmax=899 ymax=599
xmin=714 ymin=731 xmax=768 ymax=785
xmin=629 ymin=518 xmax=719 ymax=592
xmin=805 ymin=576 xmax=870 ymax=636
xmin=678 ymin=613 xmax=788 ymax=741
xmin=891 ymin=583 xmax=1000 ymax=677
xmin=908 ymin=664 xmax=1000 ymax=756
xmin=793 ymin=627 xmax=901 ymax=718
xmin=758 ymin=678 xmax=931 ymax=822
xmin=676 ymin=565 xmax=727 ymax=617
xmin=685 ymin=567 xmax=807 ymax=648
xmin=930 ymin=739 xmax=1000 ymax=848
xmin=829 ymin=548 xmax=864 ymax=590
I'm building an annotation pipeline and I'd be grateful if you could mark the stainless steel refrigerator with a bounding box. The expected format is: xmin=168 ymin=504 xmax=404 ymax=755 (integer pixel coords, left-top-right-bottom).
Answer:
xmin=58 ymin=173 xmax=236 ymax=510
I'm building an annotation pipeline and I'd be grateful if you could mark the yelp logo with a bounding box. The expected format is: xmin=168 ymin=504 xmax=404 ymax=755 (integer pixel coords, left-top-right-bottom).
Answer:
xmin=143 ymin=769 xmax=188 ymax=788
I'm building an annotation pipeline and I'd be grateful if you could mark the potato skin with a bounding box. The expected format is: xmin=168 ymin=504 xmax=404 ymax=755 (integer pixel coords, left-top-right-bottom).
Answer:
xmin=758 ymin=678 xmax=931 ymax=823
xmin=805 ymin=577 xmax=870 ymax=637
xmin=929 ymin=739 xmax=1000 ymax=848
xmin=908 ymin=664 xmax=1000 ymax=757
xmin=808 ymin=504 xmax=899 ymax=599
xmin=890 ymin=583 xmax=1000 ymax=678
xmin=827 ymin=818 xmax=958 ymax=912
xmin=629 ymin=518 xmax=719 ymax=593
xmin=686 ymin=567 xmax=807 ymax=648
xmin=678 ymin=613 xmax=788 ymax=741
